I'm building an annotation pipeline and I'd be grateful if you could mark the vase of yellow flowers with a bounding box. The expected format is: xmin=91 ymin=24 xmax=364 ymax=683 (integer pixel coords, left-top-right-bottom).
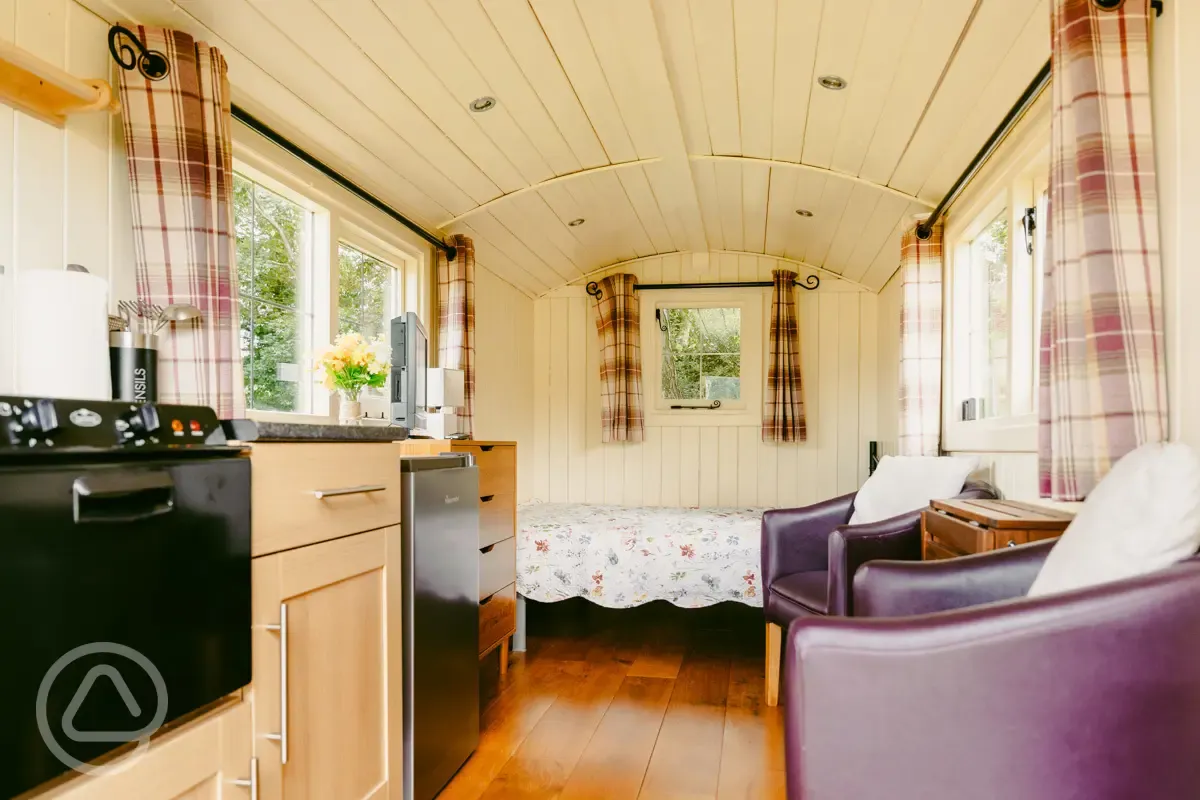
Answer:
xmin=317 ymin=332 xmax=389 ymax=425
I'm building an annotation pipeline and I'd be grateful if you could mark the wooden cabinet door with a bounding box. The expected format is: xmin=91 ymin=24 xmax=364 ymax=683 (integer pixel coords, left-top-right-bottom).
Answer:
xmin=43 ymin=700 xmax=253 ymax=800
xmin=253 ymin=528 xmax=394 ymax=800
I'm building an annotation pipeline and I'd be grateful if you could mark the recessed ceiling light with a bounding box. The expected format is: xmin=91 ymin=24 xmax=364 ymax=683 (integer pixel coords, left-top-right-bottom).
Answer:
xmin=817 ymin=75 xmax=847 ymax=91
xmin=567 ymin=218 xmax=585 ymax=227
xmin=469 ymin=96 xmax=497 ymax=113
xmin=795 ymin=209 xmax=814 ymax=217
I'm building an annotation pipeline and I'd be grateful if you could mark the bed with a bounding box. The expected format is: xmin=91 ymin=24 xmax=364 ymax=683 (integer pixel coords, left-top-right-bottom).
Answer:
xmin=516 ymin=502 xmax=766 ymax=610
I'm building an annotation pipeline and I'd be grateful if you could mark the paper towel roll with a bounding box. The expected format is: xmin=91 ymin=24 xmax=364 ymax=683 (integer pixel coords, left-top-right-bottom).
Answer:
xmin=14 ymin=269 xmax=111 ymax=401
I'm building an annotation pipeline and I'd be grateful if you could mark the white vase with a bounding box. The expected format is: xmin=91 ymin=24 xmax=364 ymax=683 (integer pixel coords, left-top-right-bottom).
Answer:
xmin=339 ymin=393 xmax=363 ymax=425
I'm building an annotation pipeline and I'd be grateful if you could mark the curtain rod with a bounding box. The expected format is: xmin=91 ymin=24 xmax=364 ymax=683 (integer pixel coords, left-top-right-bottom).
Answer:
xmin=585 ymin=275 xmax=819 ymax=299
xmin=106 ymin=24 xmax=456 ymax=260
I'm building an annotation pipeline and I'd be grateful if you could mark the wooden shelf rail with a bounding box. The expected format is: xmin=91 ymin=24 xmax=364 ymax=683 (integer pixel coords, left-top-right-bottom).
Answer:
xmin=0 ymin=38 xmax=117 ymax=128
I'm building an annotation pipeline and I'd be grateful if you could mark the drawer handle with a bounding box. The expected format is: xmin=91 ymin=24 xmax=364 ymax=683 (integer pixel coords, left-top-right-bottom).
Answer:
xmin=480 ymin=592 xmax=496 ymax=605
xmin=263 ymin=603 xmax=289 ymax=764
xmin=480 ymin=543 xmax=496 ymax=554
xmin=481 ymin=494 xmax=495 ymax=503
xmin=1006 ymin=540 xmax=1017 ymax=548
xmin=479 ymin=445 xmax=495 ymax=452
xmin=311 ymin=484 xmax=387 ymax=499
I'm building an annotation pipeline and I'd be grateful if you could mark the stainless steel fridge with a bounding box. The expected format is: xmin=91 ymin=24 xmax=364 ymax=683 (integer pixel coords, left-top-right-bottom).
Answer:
xmin=400 ymin=454 xmax=480 ymax=800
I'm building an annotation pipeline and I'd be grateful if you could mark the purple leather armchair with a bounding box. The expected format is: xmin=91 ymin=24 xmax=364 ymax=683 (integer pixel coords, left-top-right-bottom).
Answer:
xmin=760 ymin=479 xmax=996 ymax=705
xmin=782 ymin=542 xmax=1200 ymax=800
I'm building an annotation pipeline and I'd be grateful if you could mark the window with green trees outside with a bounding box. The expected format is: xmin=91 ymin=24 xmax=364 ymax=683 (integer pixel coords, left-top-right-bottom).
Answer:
xmin=660 ymin=307 xmax=742 ymax=404
xmin=337 ymin=243 xmax=396 ymax=342
xmin=234 ymin=173 xmax=312 ymax=413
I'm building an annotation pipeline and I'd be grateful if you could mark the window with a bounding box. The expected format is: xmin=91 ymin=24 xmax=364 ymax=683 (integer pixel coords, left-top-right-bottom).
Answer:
xmin=659 ymin=306 xmax=742 ymax=405
xmin=234 ymin=173 xmax=315 ymax=413
xmin=337 ymin=243 xmax=400 ymax=341
xmin=962 ymin=209 xmax=1010 ymax=419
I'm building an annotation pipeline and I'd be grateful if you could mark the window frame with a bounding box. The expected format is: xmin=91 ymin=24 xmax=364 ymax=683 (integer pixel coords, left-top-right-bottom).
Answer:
xmin=641 ymin=288 xmax=763 ymax=428
xmin=942 ymin=109 xmax=1050 ymax=453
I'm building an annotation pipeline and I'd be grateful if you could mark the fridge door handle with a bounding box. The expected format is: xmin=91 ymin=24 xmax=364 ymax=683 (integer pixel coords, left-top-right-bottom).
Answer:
xmin=263 ymin=603 xmax=289 ymax=764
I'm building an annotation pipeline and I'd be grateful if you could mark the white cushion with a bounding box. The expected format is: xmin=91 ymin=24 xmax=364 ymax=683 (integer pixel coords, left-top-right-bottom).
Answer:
xmin=848 ymin=455 xmax=979 ymax=525
xmin=1028 ymin=442 xmax=1200 ymax=597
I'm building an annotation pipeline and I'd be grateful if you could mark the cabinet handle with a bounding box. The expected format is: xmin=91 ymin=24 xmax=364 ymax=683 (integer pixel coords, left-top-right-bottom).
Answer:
xmin=312 ymin=484 xmax=386 ymax=499
xmin=231 ymin=757 xmax=259 ymax=800
xmin=263 ymin=603 xmax=289 ymax=764
xmin=479 ymin=445 xmax=495 ymax=452
xmin=480 ymin=494 xmax=495 ymax=503
xmin=1006 ymin=540 xmax=1017 ymax=548
xmin=480 ymin=543 xmax=496 ymax=554
xmin=480 ymin=593 xmax=495 ymax=606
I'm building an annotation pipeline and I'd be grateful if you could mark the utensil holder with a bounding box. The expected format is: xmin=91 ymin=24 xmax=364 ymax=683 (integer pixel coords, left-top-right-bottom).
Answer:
xmin=109 ymin=332 xmax=158 ymax=404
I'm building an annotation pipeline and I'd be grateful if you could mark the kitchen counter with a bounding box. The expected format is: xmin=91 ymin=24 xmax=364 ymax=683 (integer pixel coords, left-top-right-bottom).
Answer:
xmin=251 ymin=421 xmax=409 ymax=442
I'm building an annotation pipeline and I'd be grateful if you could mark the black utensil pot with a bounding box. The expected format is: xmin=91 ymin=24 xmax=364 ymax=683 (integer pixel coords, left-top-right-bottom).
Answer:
xmin=109 ymin=332 xmax=158 ymax=404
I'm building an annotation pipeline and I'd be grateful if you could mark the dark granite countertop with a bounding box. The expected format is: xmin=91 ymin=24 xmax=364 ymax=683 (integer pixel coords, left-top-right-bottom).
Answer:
xmin=251 ymin=421 xmax=409 ymax=443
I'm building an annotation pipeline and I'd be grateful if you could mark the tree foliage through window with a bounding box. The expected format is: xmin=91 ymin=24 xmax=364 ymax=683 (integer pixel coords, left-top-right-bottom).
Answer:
xmin=660 ymin=307 xmax=741 ymax=402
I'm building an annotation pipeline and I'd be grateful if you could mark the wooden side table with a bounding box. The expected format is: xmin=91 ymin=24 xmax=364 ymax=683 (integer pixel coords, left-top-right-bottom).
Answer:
xmin=922 ymin=499 xmax=1074 ymax=560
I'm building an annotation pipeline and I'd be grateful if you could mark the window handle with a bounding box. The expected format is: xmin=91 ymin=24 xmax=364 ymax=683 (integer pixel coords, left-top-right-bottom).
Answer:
xmin=1022 ymin=207 xmax=1037 ymax=255
xmin=670 ymin=401 xmax=722 ymax=410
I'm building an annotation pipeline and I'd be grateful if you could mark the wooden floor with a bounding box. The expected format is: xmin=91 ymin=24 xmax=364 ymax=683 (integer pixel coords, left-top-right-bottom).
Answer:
xmin=438 ymin=600 xmax=786 ymax=800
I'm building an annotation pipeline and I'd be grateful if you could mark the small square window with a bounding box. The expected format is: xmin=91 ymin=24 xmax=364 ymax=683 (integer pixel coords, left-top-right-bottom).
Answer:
xmin=659 ymin=307 xmax=742 ymax=405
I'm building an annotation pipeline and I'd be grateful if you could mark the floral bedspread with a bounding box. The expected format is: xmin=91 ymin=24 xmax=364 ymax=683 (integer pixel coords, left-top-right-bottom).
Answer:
xmin=517 ymin=503 xmax=765 ymax=609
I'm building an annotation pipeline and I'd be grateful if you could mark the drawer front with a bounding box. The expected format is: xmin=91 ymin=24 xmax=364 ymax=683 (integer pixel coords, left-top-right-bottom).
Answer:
xmin=479 ymin=583 xmax=516 ymax=655
xmin=479 ymin=536 xmax=516 ymax=600
xmin=924 ymin=510 xmax=987 ymax=556
xmin=251 ymin=442 xmax=401 ymax=557
xmin=923 ymin=537 xmax=962 ymax=561
xmin=990 ymin=530 xmax=1030 ymax=550
xmin=454 ymin=444 xmax=516 ymax=498
xmin=479 ymin=493 xmax=516 ymax=549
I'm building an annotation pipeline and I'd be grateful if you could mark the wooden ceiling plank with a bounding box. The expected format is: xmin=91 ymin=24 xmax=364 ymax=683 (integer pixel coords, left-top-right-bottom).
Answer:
xmin=487 ymin=200 xmax=582 ymax=282
xmin=458 ymin=223 xmax=549 ymax=296
xmin=651 ymin=0 xmax=711 ymax=156
xmin=228 ymin=0 xmax=509 ymax=204
xmin=888 ymin=0 xmax=1045 ymax=196
xmin=588 ymin=170 xmax=656 ymax=258
xmin=691 ymin=159 xmax=726 ymax=252
xmin=310 ymin=0 xmax=531 ymax=197
xmin=800 ymin=177 xmax=854 ymax=268
xmin=801 ymin=0 xmax=871 ymax=169
xmin=714 ymin=159 xmax=745 ymax=253
xmin=428 ymin=0 xmax=583 ymax=177
xmin=823 ymin=183 xmax=883 ymax=276
xmin=718 ymin=251 xmax=741 ymax=283
xmin=529 ymin=0 xmax=638 ymax=163
xmin=917 ymin=3 xmax=1050 ymax=200
xmin=481 ymin=0 xmax=609 ymax=169
xmin=461 ymin=211 xmax=566 ymax=289
xmin=784 ymin=170 xmax=827 ymax=262
xmin=689 ymin=0 xmax=740 ymax=155
xmin=856 ymin=0 xmax=977 ymax=189
xmin=641 ymin=162 xmax=691 ymax=252
xmin=561 ymin=177 xmax=640 ymax=266
xmin=537 ymin=181 xmax=620 ymax=268
xmin=841 ymin=194 xmax=911 ymax=283
xmin=617 ymin=166 xmax=676 ymax=253
xmin=732 ymin=0 xmax=776 ymax=160
xmin=828 ymin=0 xmax=921 ymax=178
xmin=86 ymin=0 xmax=456 ymax=226
xmin=510 ymin=192 xmax=594 ymax=277
xmin=763 ymin=165 xmax=798 ymax=257
xmin=771 ymin=0 xmax=822 ymax=163
xmin=377 ymin=0 xmax=555 ymax=188
xmin=741 ymin=161 xmax=770 ymax=254
xmin=860 ymin=226 xmax=908 ymax=292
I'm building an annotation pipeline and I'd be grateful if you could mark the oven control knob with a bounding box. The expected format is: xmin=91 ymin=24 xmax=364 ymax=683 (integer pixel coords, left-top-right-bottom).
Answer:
xmin=121 ymin=403 xmax=161 ymax=438
xmin=7 ymin=398 xmax=59 ymax=445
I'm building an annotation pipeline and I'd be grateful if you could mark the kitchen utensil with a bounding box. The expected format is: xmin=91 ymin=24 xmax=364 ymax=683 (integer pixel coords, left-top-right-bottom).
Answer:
xmin=152 ymin=303 xmax=203 ymax=335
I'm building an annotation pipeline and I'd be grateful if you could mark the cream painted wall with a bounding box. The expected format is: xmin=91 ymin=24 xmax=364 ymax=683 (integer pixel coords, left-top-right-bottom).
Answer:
xmin=474 ymin=265 xmax=535 ymax=502
xmin=0 ymin=0 xmax=134 ymax=392
xmin=530 ymin=252 xmax=878 ymax=509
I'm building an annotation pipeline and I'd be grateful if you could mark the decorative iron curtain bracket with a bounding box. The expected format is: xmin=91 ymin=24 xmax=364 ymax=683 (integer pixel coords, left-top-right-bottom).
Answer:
xmin=586 ymin=274 xmax=819 ymax=299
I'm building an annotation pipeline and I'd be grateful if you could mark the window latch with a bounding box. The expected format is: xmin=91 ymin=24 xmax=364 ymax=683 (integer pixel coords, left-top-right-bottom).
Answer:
xmin=1022 ymin=207 xmax=1037 ymax=256
xmin=670 ymin=400 xmax=722 ymax=410
xmin=654 ymin=309 xmax=668 ymax=332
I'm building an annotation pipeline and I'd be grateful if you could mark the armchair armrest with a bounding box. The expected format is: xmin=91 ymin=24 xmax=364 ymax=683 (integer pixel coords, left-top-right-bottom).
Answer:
xmin=761 ymin=492 xmax=854 ymax=588
xmin=825 ymin=510 xmax=924 ymax=616
xmin=784 ymin=560 xmax=1200 ymax=800
xmin=853 ymin=538 xmax=1056 ymax=617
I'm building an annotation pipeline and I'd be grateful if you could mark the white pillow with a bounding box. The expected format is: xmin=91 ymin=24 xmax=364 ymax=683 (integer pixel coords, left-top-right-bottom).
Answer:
xmin=848 ymin=455 xmax=979 ymax=525
xmin=1028 ymin=442 xmax=1200 ymax=597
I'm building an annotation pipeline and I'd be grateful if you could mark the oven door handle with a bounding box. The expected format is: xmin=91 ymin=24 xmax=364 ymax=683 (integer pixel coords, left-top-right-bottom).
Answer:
xmin=72 ymin=472 xmax=175 ymax=524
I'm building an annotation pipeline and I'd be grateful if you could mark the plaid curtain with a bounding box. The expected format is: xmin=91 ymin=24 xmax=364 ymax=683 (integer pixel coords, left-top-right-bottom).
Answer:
xmin=1039 ymin=0 xmax=1167 ymax=500
xmin=898 ymin=222 xmax=943 ymax=457
xmin=762 ymin=270 xmax=806 ymax=442
xmin=593 ymin=274 xmax=644 ymax=443
xmin=437 ymin=234 xmax=475 ymax=436
xmin=118 ymin=26 xmax=243 ymax=418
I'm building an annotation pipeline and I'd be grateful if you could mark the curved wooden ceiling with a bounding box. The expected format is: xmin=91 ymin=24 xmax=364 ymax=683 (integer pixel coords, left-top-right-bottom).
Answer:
xmin=83 ymin=0 xmax=1049 ymax=294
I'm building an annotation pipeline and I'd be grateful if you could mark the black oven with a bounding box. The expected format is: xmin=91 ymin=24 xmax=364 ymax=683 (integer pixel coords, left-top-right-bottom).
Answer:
xmin=0 ymin=398 xmax=251 ymax=799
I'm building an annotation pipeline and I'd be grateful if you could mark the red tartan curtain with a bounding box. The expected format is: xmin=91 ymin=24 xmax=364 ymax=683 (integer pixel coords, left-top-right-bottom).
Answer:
xmin=593 ymin=274 xmax=644 ymax=443
xmin=898 ymin=223 xmax=943 ymax=457
xmin=118 ymin=26 xmax=243 ymax=418
xmin=437 ymin=234 xmax=475 ymax=437
xmin=762 ymin=270 xmax=806 ymax=442
xmin=1039 ymin=0 xmax=1167 ymax=500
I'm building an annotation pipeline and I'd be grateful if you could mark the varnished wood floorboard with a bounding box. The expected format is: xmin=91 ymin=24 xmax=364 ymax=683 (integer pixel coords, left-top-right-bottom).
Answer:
xmin=439 ymin=600 xmax=786 ymax=800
